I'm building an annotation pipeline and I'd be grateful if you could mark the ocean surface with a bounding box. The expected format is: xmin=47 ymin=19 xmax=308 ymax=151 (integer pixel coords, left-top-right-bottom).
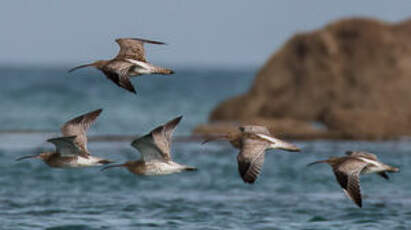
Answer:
xmin=1 ymin=67 xmax=410 ymax=229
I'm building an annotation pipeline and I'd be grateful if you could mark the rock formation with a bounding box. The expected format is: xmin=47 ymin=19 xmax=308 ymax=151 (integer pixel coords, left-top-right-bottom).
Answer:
xmin=195 ymin=18 xmax=411 ymax=140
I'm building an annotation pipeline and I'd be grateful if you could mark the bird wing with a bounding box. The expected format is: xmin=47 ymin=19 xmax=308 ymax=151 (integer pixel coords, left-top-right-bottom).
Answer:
xmin=345 ymin=151 xmax=378 ymax=161
xmin=115 ymin=38 xmax=165 ymax=62
xmin=239 ymin=125 xmax=271 ymax=135
xmin=131 ymin=134 xmax=166 ymax=162
xmin=151 ymin=116 xmax=183 ymax=161
xmin=237 ymin=137 xmax=270 ymax=183
xmin=47 ymin=136 xmax=88 ymax=157
xmin=102 ymin=60 xmax=136 ymax=94
xmin=61 ymin=109 xmax=102 ymax=155
xmin=333 ymin=158 xmax=368 ymax=208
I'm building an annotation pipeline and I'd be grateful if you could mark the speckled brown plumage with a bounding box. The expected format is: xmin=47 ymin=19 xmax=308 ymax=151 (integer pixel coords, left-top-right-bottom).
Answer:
xmin=69 ymin=38 xmax=174 ymax=94
xmin=16 ymin=109 xmax=114 ymax=168
xmin=61 ymin=108 xmax=102 ymax=157
xmin=101 ymin=116 xmax=196 ymax=175
xmin=308 ymin=151 xmax=399 ymax=207
xmin=203 ymin=125 xmax=300 ymax=183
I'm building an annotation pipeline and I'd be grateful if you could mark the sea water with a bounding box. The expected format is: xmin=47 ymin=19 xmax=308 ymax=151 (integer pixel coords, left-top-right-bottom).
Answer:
xmin=0 ymin=67 xmax=410 ymax=229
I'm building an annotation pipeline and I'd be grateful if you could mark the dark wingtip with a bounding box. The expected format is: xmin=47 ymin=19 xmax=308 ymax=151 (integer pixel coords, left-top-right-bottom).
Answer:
xmin=119 ymin=37 xmax=167 ymax=45
xmin=175 ymin=115 xmax=183 ymax=122
xmin=166 ymin=115 xmax=183 ymax=127
xmin=127 ymin=87 xmax=137 ymax=94
xmin=242 ymin=178 xmax=256 ymax=184
xmin=91 ymin=108 xmax=103 ymax=116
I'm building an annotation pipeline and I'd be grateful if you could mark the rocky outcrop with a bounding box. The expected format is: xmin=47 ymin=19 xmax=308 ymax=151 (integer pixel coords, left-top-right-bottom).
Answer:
xmin=195 ymin=18 xmax=411 ymax=140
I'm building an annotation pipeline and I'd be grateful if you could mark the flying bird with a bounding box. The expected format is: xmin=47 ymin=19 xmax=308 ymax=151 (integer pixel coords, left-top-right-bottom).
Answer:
xmin=68 ymin=38 xmax=174 ymax=94
xmin=16 ymin=109 xmax=113 ymax=168
xmin=203 ymin=125 xmax=300 ymax=183
xmin=101 ymin=116 xmax=196 ymax=175
xmin=307 ymin=151 xmax=399 ymax=208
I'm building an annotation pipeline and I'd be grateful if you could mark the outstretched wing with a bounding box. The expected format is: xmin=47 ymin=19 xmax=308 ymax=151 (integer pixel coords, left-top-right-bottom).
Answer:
xmin=345 ymin=151 xmax=378 ymax=161
xmin=130 ymin=116 xmax=182 ymax=162
xmin=115 ymin=38 xmax=166 ymax=62
xmin=239 ymin=125 xmax=271 ymax=135
xmin=102 ymin=60 xmax=136 ymax=94
xmin=47 ymin=136 xmax=88 ymax=157
xmin=333 ymin=158 xmax=368 ymax=208
xmin=61 ymin=109 xmax=102 ymax=155
xmin=151 ymin=116 xmax=183 ymax=161
xmin=131 ymin=134 xmax=166 ymax=162
xmin=237 ymin=137 xmax=270 ymax=184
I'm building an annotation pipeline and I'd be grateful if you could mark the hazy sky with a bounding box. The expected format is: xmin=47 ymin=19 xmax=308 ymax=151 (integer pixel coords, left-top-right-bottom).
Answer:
xmin=0 ymin=1 xmax=410 ymax=67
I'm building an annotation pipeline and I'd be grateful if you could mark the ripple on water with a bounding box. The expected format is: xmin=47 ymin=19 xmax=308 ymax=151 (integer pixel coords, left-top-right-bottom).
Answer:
xmin=308 ymin=216 xmax=328 ymax=222
xmin=2 ymin=139 xmax=411 ymax=229
xmin=45 ymin=225 xmax=95 ymax=230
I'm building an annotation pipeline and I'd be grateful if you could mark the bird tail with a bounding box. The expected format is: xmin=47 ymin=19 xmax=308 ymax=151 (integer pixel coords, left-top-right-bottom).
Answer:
xmin=386 ymin=165 xmax=400 ymax=173
xmin=155 ymin=67 xmax=174 ymax=75
xmin=184 ymin=166 xmax=197 ymax=171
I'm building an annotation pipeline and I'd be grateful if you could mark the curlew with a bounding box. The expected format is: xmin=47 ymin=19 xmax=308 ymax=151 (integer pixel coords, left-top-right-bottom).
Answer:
xmin=203 ymin=125 xmax=300 ymax=183
xmin=68 ymin=38 xmax=174 ymax=94
xmin=101 ymin=116 xmax=196 ymax=175
xmin=16 ymin=109 xmax=113 ymax=168
xmin=307 ymin=151 xmax=399 ymax=208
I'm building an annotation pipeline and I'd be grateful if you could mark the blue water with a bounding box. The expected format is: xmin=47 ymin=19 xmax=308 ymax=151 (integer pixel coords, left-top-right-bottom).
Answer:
xmin=1 ymin=67 xmax=410 ymax=229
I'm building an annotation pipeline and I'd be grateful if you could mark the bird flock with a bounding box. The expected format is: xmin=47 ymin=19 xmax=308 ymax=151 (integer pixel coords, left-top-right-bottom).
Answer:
xmin=16 ymin=38 xmax=399 ymax=208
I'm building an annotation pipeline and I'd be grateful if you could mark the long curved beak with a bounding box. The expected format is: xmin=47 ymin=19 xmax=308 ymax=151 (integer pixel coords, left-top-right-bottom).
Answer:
xmin=307 ymin=160 xmax=328 ymax=167
xmin=68 ymin=63 xmax=94 ymax=73
xmin=201 ymin=135 xmax=228 ymax=145
xmin=100 ymin=163 xmax=126 ymax=172
xmin=16 ymin=155 xmax=39 ymax=161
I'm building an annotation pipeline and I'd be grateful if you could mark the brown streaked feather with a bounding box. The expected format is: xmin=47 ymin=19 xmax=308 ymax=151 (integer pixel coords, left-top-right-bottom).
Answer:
xmin=333 ymin=158 xmax=367 ymax=208
xmin=115 ymin=38 xmax=165 ymax=62
xmin=237 ymin=137 xmax=270 ymax=184
xmin=239 ymin=125 xmax=271 ymax=135
xmin=345 ymin=151 xmax=378 ymax=161
xmin=61 ymin=109 xmax=102 ymax=155
xmin=151 ymin=116 xmax=183 ymax=161
xmin=102 ymin=64 xmax=136 ymax=94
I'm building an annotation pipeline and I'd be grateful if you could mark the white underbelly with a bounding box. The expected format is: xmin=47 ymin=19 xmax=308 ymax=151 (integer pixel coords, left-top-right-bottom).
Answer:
xmin=127 ymin=59 xmax=155 ymax=75
xmin=143 ymin=161 xmax=185 ymax=176
xmin=359 ymin=157 xmax=385 ymax=174
xmin=131 ymin=66 xmax=153 ymax=75
xmin=74 ymin=156 xmax=104 ymax=167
